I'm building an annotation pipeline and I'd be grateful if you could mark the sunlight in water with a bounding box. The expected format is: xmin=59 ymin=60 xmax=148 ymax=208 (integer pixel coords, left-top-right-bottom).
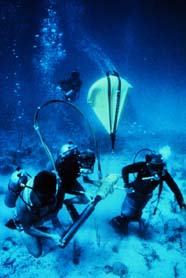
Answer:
xmin=64 ymin=0 xmax=117 ymax=74
xmin=79 ymin=36 xmax=117 ymax=74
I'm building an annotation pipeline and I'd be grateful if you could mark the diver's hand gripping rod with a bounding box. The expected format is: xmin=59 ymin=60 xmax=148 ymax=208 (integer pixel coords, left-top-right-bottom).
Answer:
xmin=59 ymin=174 xmax=120 ymax=248
xmin=59 ymin=196 xmax=101 ymax=248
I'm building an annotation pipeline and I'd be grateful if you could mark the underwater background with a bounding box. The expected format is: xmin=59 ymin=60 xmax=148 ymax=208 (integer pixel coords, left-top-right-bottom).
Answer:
xmin=1 ymin=0 xmax=186 ymax=144
xmin=1 ymin=1 xmax=186 ymax=277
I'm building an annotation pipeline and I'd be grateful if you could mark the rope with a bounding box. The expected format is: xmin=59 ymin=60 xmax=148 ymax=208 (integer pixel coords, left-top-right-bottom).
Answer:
xmin=112 ymin=71 xmax=121 ymax=135
xmin=106 ymin=71 xmax=121 ymax=151
xmin=106 ymin=72 xmax=112 ymax=133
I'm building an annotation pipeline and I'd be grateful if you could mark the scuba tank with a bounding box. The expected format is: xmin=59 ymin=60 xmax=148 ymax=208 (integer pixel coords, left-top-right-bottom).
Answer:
xmin=4 ymin=167 xmax=30 ymax=208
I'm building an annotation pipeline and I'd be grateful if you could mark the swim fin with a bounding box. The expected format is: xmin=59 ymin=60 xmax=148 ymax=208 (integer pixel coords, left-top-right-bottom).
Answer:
xmin=109 ymin=216 xmax=128 ymax=235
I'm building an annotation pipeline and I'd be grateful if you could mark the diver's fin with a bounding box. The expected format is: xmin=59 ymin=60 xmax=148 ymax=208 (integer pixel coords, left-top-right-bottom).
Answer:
xmin=109 ymin=216 xmax=128 ymax=235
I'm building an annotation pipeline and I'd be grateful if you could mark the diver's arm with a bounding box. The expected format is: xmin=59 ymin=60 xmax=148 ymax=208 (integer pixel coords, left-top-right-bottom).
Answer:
xmin=19 ymin=210 xmax=61 ymax=242
xmin=122 ymin=162 xmax=144 ymax=186
xmin=23 ymin=226 xmax=61 ymax=243
xmin=16 ymin=198 xmax=61 ymax=243
xmin=164 ymin=171 xmax=185 ymax=208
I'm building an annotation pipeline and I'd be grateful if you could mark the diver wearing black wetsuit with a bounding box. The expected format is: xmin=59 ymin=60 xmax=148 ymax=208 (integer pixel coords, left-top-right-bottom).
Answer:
xmin=110 ymin=153 xmax=186 ymax=233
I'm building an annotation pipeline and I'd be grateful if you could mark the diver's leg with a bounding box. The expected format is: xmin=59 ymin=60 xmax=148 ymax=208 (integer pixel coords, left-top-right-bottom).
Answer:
xmin=64 ymin=199 xmax=80 ymax=222
xmin=64 ymin=181 xmax=90 ymax=222
xmin=20 ymin=232 xmax=42 ymax=258
xmin=109 ymin=215 xmax=129 ymax=235
xmin=64 ymin=191 xmax=90 ymax=222
xmin=110 ymin=192 xmax=137 ymax=234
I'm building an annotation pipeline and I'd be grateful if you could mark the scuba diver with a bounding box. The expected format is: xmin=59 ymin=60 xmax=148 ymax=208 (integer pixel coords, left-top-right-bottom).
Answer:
xmin=60 ymin=70 xmax=82 ymax=102
xmin=4 ymin=169 xmax=63 ymax=257
xmin=110 ymin=151 xmax=186 ymax=234
xmin=55 ymin=141 xmax=96 ymax=222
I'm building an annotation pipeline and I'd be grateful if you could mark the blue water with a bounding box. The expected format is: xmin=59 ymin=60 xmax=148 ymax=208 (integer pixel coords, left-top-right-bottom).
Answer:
xmin=1 ymin=2 xmax=186 ymax=277
xmin=1 ymin=0 xmax=186 ymax=169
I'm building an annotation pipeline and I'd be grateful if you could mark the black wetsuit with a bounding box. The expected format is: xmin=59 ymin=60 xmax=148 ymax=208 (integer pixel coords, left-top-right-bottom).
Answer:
xmin=55 ymin=153 xmax=85 ymax=196
xmin=122 ymin=162 xmax=184 ymax=208
xmin=55 ymin=153 xmax=87 ymax=222
xmin=110 ymin=161 xmax=185 ymax=233
xmin=60 ymin=75 xmax=82 ymax=101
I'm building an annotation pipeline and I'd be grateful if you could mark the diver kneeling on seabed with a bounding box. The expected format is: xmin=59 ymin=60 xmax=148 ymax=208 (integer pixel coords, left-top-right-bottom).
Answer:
xmin=4 ymin=169 xmax=63 ymax=257
xmin=110 ymin=151 xmax=186 ymax=235
xmin=4 ymin=166 xmax=120 ymax=255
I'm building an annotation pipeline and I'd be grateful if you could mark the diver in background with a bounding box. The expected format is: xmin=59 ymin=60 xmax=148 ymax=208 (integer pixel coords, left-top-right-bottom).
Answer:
xmin=60 ymin=70 xmax=82 ymax=102
xmin=55 ymin=141 xmax=96 ymax=222
xmin=110 ymin=152 xmax=186 ymax=234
